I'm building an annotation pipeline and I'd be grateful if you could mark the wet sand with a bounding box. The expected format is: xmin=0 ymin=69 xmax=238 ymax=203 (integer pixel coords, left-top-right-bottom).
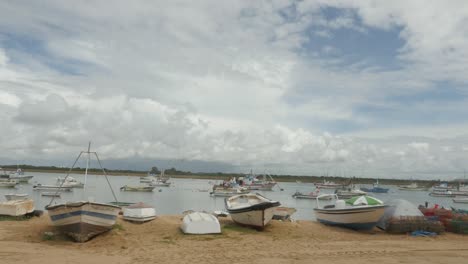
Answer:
xmin=1 ymin=215 xmax=468 ymax=264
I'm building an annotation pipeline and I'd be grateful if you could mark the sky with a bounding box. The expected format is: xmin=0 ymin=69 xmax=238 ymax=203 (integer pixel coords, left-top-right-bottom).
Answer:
xmin=1 ymin=1 xmax=468 ymax=180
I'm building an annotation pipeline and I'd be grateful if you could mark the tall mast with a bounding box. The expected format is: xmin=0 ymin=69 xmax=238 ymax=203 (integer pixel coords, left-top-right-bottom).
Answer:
xmin=83 ymin=141 xmax=91 ymax=192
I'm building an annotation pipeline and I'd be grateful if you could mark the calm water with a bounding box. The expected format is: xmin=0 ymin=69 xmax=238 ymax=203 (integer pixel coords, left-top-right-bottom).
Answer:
xmin=2 ymin=172 xmax=468 ymax=220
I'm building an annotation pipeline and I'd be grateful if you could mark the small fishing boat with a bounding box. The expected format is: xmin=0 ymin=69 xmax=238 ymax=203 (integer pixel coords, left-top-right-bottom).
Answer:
xmin=314 ymin=180 xmax=347 ymax=189
xmin=452 ymin=197 xmax=468 ymax=203
xmin=56 ymin=176 xmax=84 ymax=188
xmin=0 ymin=180 xmax=17 ymax=188
xmin=4 ymin=193 xmax=28 ymax=201
xmin=292 ymin=189 xmax=332 ymax=200
xmin=360 ymin=179 xmax=389 ymax=193
xmin=429 ymin=191 xmax=455 ymax=197
xmin=241 ymin=171 xmax=278 ymax=191
xmin=335 ymin=188 xmax=367 ymax=199
xmin=33 ymin=184 xmax=73 ymax=192
xmin=123 ymin=202 xmax=156 ymax=223
xmin=41 ymin=192 xmax=61 ymax=197
xmin=8 ymin=169 xmax=34 ymax=183
xmin=398 ymin=183 xmax=428 ymax=191
xmin=225 ymin=193 xmax=280 ymax=229
xmin=180 ymin=212 xmax=221 ymax=234
xmin=314 ymin=194 xmax=386 ymax=230
xmin=120 ymin=185 xmax=155 ymax=192
xmin=210 ymin=185 xmax=250 ymax=197
xmin=45 ymin=143 xmax=122 ymax=243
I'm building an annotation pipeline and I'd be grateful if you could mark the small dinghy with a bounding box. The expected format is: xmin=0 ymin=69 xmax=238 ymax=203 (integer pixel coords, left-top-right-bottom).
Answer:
xmin=4 ymin=193 xmax=28 ymax=201
xmin=120 ymin=185 xmax=155 ymax=192
xmin=180 ymin=212 xmax=221 ymax=234
xmin=123 ymin=202 xmax=156 ymax=223
xmin=225 ymin=193 xmax=280 ymax=229
xmin=41 ymin=192 xmax=61 ymax=197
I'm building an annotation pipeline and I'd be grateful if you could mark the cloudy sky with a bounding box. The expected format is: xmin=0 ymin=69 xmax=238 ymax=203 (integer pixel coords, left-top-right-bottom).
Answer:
xmin=1 ymin=1 xmax=468 ymax=179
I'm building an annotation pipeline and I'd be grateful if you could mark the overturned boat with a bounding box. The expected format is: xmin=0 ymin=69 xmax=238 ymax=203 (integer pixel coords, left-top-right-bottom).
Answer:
xmin=225 ymin=193 xmax=280 ymax=229
xmin=123 ymin=202 xmax=156 ymax=223
xmin=181 ymin=212 xmax=221 ymax=234
xmin=0 ymin=198 xmax=35 ymax=216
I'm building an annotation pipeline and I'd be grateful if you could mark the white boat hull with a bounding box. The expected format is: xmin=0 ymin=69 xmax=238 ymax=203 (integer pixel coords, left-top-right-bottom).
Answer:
xmin=225 ymin=193 xmax=280 ymax=229
xmin=0 ymin=199 xmax=35 ymax=216
xmin=4 ymin=194 xmax=28 ymax=201
xmin=181 ymin=212 xmax=221 ymax=234
xmin=453 ymin=198 xmax=468 ymax=203
xmin=123 ymin=206 xmax=156 ymax=223
xmin=314 ymin=205 xmax=386 ymax=230
xmin=46 ymin=202 xmax=120 ymax=242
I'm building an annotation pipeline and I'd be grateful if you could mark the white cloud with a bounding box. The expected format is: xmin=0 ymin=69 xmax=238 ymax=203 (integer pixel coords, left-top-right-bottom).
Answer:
xmin=0 ymin=1 xmax=468 ymax=179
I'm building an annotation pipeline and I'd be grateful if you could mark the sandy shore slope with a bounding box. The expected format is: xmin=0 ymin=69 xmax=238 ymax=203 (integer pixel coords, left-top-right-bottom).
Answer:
xmin=1 ymin=215 xmax=468 ymax=264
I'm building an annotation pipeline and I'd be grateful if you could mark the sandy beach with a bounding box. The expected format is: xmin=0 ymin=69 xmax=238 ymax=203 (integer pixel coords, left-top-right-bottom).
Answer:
xmin=1 ymin=215 xmax=468 ymax=264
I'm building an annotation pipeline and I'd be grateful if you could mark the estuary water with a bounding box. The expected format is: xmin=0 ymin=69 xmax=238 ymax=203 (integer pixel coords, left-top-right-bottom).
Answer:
xmin=2 ymin=172 xmax=468 ymax=220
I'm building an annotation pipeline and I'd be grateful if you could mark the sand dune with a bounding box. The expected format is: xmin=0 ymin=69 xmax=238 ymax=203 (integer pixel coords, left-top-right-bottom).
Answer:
xmin=1 ymin=215 xmax=468 ymax=264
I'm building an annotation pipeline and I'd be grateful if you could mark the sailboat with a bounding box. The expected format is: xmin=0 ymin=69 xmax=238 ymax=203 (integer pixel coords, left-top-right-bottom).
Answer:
xmin=45 ymin=143 xmax=121 ymax=242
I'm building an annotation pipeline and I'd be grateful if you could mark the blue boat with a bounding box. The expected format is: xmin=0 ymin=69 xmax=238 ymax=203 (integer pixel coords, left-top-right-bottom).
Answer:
xmin=360 ymin=186 xmax=389 ymax=193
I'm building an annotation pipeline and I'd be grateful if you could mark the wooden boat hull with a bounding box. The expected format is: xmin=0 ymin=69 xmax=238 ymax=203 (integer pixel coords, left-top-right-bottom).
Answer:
xmin=46 ymin=202 xmax=120 ymax=242
xmin=314 ymin=205 xmax=386 ymax=230
xmin=0 ymin=199 xmax=35 ymax=216
xmin=180 ymin=212 xmax=221 ymax=234
xmin=225 ymin=194 xmax=280 ymax=229
xmin=122 ymin=204 xmax=156 ymax=223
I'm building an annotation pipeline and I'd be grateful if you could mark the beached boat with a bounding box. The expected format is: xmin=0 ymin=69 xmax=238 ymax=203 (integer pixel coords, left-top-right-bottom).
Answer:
xmin=398 ymin=183 xmax=428 ymax=191
xmin=452 ymin=197 xmax=468 ymax=203
xmin=314 ymin=194 xmax=386 ymax=230
xmin=272 ymin=207 xmax=297 ymax=221
xmin=0 ymin=199 xmax=35 ymax=216
xmin=180 ymin=212 xmax=221 ymax=234
xmin=120 ymin=185 xmax=155 ymax=192
xmin=45 ymin=143 xmax=121 ymax=242
xmin=123 ymin=202 xmax=156 ymax=223
xmin=225 ymin=193 xmax=280 ymax=229
xmin=4 ymin=193 xmax=28 ymax=201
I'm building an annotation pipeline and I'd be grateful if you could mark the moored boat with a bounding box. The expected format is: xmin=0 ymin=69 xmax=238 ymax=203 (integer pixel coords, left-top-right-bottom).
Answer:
xmin=314 ymin=180 xmax=346 ymax=189
xmin=41 ymin=192 xmax=61 ymax=197
xmin=292 ymin=189 xmax=331 ymax=200
xmin=452 ymin=197 xmax=468 ymax=203
xmin=225 ymin=193 xmax=280 ymax=229
xmin=210 ymin=185 xmax=250 ymax=197
xmin=33 ymin=184 xmax=72 ymax=192
xmin=314 ymin=194 xmax=386 ymax=230
xmin=120 ymin=185 xmax=155 ymax=192
xmin=4 ymin=193 xmax=28 ymax=201
xmin=398 ymin=183 xmax=428 ymax=191
xmin=429 ymin=191 xmax=455 ymax=197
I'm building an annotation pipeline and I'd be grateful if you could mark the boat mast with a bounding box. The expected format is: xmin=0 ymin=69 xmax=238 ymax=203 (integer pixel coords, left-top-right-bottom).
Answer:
xmin=83 ymin=141 xmax=91 ymax=192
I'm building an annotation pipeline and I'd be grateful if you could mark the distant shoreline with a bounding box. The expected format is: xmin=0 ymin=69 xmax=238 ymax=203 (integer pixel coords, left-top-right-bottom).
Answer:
xmin=10 ymin=167 xmax=442 ymax=186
